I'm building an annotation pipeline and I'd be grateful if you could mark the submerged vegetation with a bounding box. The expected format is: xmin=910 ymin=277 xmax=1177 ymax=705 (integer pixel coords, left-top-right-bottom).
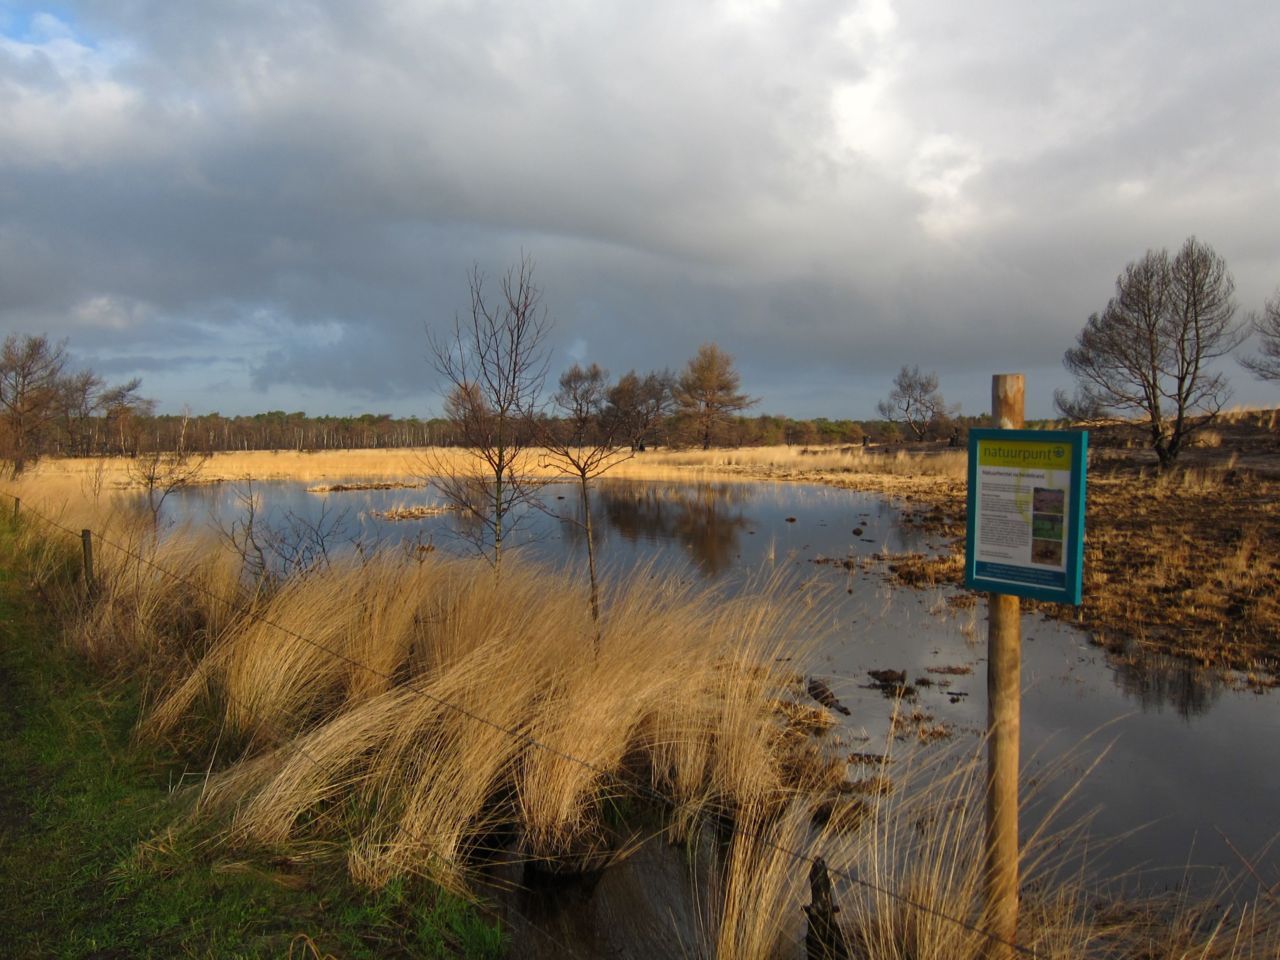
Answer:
xmin=4 ymin=467 xmax=1279 ymax=957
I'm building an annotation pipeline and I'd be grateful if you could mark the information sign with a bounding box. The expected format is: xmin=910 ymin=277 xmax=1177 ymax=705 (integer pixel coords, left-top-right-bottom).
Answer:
xmin=964 ymin=428 xmax=1087 ymax=605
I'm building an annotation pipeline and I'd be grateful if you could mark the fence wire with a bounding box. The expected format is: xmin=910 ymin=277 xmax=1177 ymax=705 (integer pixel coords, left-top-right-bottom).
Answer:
xmin=6 ymin=492 xmax=1037 ymax=958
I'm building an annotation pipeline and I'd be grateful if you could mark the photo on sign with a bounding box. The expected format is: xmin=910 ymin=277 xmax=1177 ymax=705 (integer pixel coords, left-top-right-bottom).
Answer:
xmin=1031 ymin=538 xmax=1064 ymax=565
xmin=1032 ymin=487 xmax=1064 ymax=514
xmin=1032 ymin=514 xmax=1063 ymax=540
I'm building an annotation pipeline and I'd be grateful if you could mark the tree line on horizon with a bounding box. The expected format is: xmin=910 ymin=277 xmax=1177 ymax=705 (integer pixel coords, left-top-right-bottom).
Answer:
xmin=3 ymin=236 xmax=1277 ymax=474
xmin=0 ymin=331 xmax=914 ymax=471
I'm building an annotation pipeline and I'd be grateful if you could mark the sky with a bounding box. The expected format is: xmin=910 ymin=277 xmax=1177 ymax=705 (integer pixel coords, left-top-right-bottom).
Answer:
xmin=2 ymin=0 xmax=1278 ymax=421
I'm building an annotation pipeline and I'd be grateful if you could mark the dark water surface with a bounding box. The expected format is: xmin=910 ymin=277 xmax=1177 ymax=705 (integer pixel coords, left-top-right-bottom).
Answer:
xmin=167 ymin=478 xmax=1280 ymax=905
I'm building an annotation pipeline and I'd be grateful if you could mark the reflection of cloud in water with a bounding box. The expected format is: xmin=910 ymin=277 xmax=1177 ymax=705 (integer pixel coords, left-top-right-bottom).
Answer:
xmin=1110 ymin=648 xmax=1223 ymax=718
xmin=594 ymin=481 xmax=750 ymax=576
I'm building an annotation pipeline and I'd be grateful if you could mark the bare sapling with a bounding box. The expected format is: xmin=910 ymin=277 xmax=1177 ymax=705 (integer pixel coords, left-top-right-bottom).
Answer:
xmin=220 ymin=478 xmax=270 ymax=586
xmin=540 ymin=362 xmax=632 ymax=643
xmin=422 ymin=255 xmax=551 ymax=570
xmin=216 ymin=477 xmax=358 ymax=588
xmin=129 ymin=409 xmax=208 ymax=530
xmin=1240 ymin=288 xmax=1280 ymax=384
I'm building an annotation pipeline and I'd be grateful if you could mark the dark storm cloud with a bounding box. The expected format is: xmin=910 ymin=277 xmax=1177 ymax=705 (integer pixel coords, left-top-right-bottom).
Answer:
xmin=2 ymin=1 xmax=1278 ymax=418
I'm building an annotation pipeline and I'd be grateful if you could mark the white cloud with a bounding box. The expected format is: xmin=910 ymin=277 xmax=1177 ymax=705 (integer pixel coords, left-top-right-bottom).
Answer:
xmin=835 ymin=0 xmax=897 ymax=58
xmin=71 ymin=294 xmax=152 ymax=331
xmin=0 ymin=15 xmax=158 ymax=169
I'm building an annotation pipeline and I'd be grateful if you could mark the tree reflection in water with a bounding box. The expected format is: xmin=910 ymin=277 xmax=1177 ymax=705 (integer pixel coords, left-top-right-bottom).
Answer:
xmin=556 ymin=481 xmax=752 ymax=577
xmin=1109 ymin=646 xmax=1223 ymax=718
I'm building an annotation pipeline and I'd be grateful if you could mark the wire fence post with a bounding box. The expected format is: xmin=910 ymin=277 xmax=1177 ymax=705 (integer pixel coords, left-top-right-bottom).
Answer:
xmin=15 ymin=493 xmax=1035 ymax=957
xmin=81 ymin=528 xmax=95 ymax=598
xmin=804 ymin=856 xmax=848 ymax=960
xmin=984 ymin=373 xmax=1024 ymax=959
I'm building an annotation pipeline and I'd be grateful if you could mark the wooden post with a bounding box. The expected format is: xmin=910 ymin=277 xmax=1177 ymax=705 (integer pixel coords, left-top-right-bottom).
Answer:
xmin=803 ymin=856 xmax=848 ymax=960
xmin=984 ymin=374 xmax=1024 ymax=959
xmin=81 ymin=529 xmax=95 ymax=598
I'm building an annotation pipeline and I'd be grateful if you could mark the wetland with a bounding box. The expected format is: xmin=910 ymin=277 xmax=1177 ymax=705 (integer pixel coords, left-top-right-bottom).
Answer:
xmin=8 ymin=436 xmax=1280 ymax=958
xmin=164 ymin=474 xmax=1280 ymax=899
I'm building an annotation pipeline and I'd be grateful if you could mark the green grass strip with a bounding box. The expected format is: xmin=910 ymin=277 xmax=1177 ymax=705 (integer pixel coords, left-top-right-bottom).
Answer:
xmin=0 ymin=536 xmax=506 ymax=960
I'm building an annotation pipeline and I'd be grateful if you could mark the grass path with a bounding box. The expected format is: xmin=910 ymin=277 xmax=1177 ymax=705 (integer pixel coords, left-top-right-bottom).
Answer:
xmin=0 ymin=543 xmax=506 ymax=960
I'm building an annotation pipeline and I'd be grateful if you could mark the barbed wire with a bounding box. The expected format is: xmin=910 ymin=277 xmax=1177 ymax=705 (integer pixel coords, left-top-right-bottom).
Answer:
xmin=6 ymin=492 xmax=1037 ymax=958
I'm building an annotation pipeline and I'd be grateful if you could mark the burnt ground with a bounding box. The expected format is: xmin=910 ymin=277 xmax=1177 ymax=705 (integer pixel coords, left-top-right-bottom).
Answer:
xmin=822 ymin=411 xmax=1280 ymax=683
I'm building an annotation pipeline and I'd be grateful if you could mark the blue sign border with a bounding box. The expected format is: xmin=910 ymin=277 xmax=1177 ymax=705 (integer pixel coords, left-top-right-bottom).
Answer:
xmin=964 ymin=428 xmax=1087 ymax=605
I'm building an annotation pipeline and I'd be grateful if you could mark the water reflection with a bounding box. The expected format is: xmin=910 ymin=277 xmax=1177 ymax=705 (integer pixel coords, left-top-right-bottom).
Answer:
xmin=1109 ymin=647 xmax=1224 ymax=718
xmin=595 ymin=482 xmax=750 ymax=576
xmin=164 ymin=478 xmax=1248 ymax=724
xmin=158 ymin=476 xmax=1280 ymax=894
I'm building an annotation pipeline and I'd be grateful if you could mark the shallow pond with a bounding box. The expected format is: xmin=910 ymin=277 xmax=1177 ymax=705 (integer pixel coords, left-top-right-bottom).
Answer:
xmin=166 ymin=477 xmax=1280 ymax=905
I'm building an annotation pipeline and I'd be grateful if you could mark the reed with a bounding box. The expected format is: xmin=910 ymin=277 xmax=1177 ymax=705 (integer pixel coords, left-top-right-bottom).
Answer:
xmin=23 ymin=442 xmax=970 ymax=489
xmin=5 ymin=474 xmax=845 ymax=896
xmin=613 ymin=444 xmax=969 ymax=480
xmin=710 ymin=742 xmax=1279 ymax=959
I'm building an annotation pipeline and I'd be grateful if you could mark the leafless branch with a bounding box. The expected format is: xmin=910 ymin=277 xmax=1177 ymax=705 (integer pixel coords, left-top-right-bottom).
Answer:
xmin=420 ymin=254 xmax=552 ymax=568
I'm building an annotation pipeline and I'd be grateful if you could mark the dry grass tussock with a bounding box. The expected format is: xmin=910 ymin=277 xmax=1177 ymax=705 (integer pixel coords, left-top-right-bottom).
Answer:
xmin=5 ymin=474 xmax=1276 ymax=958
xmin=706 ymin=742 xmax=1279 ymax=960
xmin=183 ymin=559 xmax=824 ymax=892
xmin=4 ymin=475 xmax=845 ymax=887
xmin=864 ymin=745 xmax=1280 ymax=959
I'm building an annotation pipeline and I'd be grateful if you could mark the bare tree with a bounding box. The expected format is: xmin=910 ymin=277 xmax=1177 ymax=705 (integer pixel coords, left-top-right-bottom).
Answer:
xmin=674 ymin=343 xmax=755 ymax=449
xmin=605 ymin=369 xmax=674 ymax=451
xmin=129 ymin=409 xmax=209 ymax=528
xmin=217 ymin=477 xmax=357 ymax=587
xmin=541 ymin=363 xmax=631 ymax=638
xmin=423 ymin=255 xmax=551 ymax=568
xmin=57 ymin=369 xmax=103 ymax=457
xmin=0 ymin=333 xmax=149 ymax=470
xmin=0 ymin=334 xmax=69 ymax=474
xmin=877 ymin=365 xmax=948 ymax=440
xmin=1240 ymin=288 xmax=1280 ymax=383
xmin=1052 ymin=387 xmax=1108 ymax=423
xmin=1064 ymin=237 xmax=1244 ymax=468
xmin=59 ymin=370 xmax=144 ymax=457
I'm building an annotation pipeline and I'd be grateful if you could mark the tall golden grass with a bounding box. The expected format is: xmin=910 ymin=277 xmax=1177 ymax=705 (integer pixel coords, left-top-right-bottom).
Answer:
xmin=4 ymin=473 xmax=1276 ymax=958
xmin=4 ymin=474 xmax=842 ymax=878
xmin=614 ymin=444 xmax=969 ymax=480
xmin=1218 ymin=405 xmax=1280 ymax=428
xmin=23 ymin=442 xmax=970 ymax=488
xmin=702 ymin=740 xmax=1280 ymax=959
